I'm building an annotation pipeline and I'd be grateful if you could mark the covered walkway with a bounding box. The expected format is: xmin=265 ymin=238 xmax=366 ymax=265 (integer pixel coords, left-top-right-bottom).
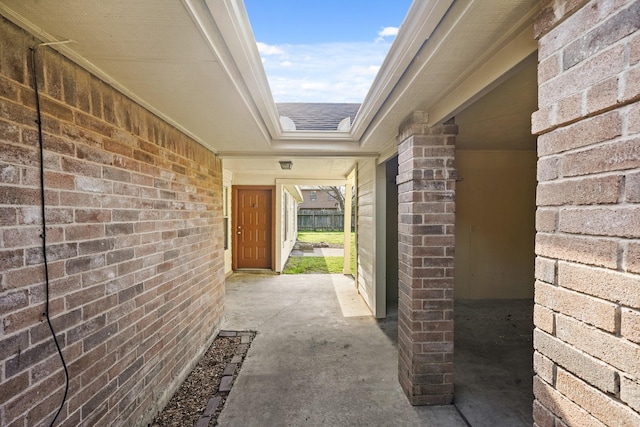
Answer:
xmin=218 ymin=273 xmax=467 ymax=426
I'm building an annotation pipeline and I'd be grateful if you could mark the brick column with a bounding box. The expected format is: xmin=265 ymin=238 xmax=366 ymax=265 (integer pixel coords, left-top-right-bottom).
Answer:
xmin=532 ymin=1 xmax=640 ymax=425
xmin=396 ymin=111 xmax=457 ymax=405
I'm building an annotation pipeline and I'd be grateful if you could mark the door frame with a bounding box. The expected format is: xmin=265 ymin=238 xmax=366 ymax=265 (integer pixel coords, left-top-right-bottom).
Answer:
xmin=232 ymin=185 xmax=276 ymax=271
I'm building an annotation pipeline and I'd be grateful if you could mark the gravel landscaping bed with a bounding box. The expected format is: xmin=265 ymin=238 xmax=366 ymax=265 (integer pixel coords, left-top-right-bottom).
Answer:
xmin=151 ymin=331 xmax=254 ymax=427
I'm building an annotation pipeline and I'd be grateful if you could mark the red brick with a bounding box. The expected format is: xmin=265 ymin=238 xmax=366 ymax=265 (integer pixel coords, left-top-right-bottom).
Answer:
xmin=84 ymin=322 xmax=118 ymax=351
xmin=621 ymin=375 xmax=640 ymax=413
xmin=533 ymin=351 xmax=555 ymax=385
xmin=586 ymin=77 xmax=619 ymax=115
xmin=87 ymin=75 xmax=103 ymax=115
xmin=562 ymin=1 xmax=640 ymax=71
xmin=535 ymin=233 xmax=618 ymax=268
xmin=558 ymin=261 xmax=640 ymax=308
xmin=556 ymin=313 xmax=640 ymax=377
xmin=25 ymin=242 xmax=77 ymax=266
xmin=537 ymin=0 xmax=628 ymax=56
xmin=27 ymin=386 xmax=70 ymax=426
xmin=77 ymin=238 xmax=114 ymax=255
xmin=0 ymin=206 xmax=17 ymax=225
xmin=559 ymin=206 xmax=640 ymax=238
xmin=535 ymin=256 xmax=556 ymax=284
xmin=75 ymin=176 xmax=112 ymax=194
xmin=536 ymin=156 xmax=559 ymax=182
xmin=555 ymin=92 xmax=583 ymax=125
xmin=533 ymin=398 xmax=556 ymax=427
xmin=623 ymin=63 xmax=640 ymax=103
xmin=397 ymin=119 xmax=457 ymax=404
xmin=75 ymin=111 xmax=113 ymax=137
xmin=83 ymin=294 xmax=118 ymax=320
xmin=65 ymin=224 xmax=105 ymax=241
xmin=0 ymin=74 xmax=20 ymax=101
xmin=0 ymin=98 xmax=38 ymax=129
xmin=29 ymin=308 xmax=82 ymax=344
xmin=0 ymin=372 xmax=29 ymax=405
xmin=539 ymin=45 xmax=626 ymax=107
xmin=534 ymin=376 xmax=607 ymax=427
xmin=68 ymin=371 xmax=107 ymax=414
xmin=61 ymin=157 xmax=102 ymax=178
xmin=4 ymin=264 xmax=45 ymax=289
xmin=60 ymin=191 xmax=102 ymax=209
xmin=538 ymin=53 xmax=561 ymax=84
xmin=60 ymin=59 xmax=77 ymax=106
xmin=562 ymin=138 xmax=640 ymax=177
xmin=536 ymin=280 xmax=617 ymax=332
xmin=532 ymin=104 xmax=556 ymax=135
xmin=536 ymin=175 xmax=621 ymax=206
xmin=1 ymin=17 xmax=224 ymax=427
xmin=534 ymin=329 xmax=617 ymax=393
xmin=0 ymin=330 xmax=29 ymax=360
xmin=631 ymin=30 xmax=640 ymax=65
xmin=3 ymin=371 xmax=66 ymax=424
xmin=556 ymin=368 xmax=640 ymax=426
xmin=65 ymin=284 xmax=105 ymax=310
xmin=538 ymin=111 xmax=622 ymax=156
xmin=534 ymin=304 xmax=555 ymax=335
xmin=0 ymin=185 xmax=40 ymax=206
xmin=628 ymin=241 xmax=640 ymax=274
xmin=621 ymin=308 xmax=640 ymax=344
xmin=5 ymin=338 xmax=58 ymax=378
xmin=627 ymin=171 xmax=640 ymax=203
xmin=0 ymin=248 xmax=24 ymax=270
xmin=0 ymin=291 xmax=29 ymax=319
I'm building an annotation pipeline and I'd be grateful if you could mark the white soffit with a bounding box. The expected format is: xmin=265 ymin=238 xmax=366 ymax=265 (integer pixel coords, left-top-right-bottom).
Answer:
xmin=360 ymin=0 xmax=539 ymax=152
xmin=0 ymin=0 xmax=539 ymax=158
xmin=0 ymin=0 xmax=273 ymax=153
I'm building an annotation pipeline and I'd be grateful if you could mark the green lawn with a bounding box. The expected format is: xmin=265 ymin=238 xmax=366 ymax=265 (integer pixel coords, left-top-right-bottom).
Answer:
xmin=283 ymin=256 xmax=344 ymax=274
xmin=296 ymin=231 xmax=345 ymax=245
xmin=284 ymin=231 xmax=357 ymax=275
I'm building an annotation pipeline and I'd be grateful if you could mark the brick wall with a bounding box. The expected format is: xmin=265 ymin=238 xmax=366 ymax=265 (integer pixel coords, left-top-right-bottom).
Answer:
xmin=396 ymin=111 xmax=457 ymax=405
xmin=532 ymin=0 xmax=640 ymax=425
xmin=0 ymin=17 xmax=225 ymax=426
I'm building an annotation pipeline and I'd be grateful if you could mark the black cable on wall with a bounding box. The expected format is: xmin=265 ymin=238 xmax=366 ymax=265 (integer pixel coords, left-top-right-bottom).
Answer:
xmin=30 ymin=45 xmax=70 ymax=427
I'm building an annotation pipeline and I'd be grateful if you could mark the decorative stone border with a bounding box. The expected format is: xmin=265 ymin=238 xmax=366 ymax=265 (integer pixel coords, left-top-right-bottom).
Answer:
xmin=194 ymin=330 xmax=255 ymax=427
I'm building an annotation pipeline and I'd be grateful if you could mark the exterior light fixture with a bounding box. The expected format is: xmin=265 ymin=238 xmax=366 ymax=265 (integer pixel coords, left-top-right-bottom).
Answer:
xmin=279 ymin=161 xmax=293 ymax=170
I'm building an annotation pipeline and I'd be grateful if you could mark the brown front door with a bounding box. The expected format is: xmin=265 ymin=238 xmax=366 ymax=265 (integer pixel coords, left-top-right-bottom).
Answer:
xmin=233 ymin=187 xmax=273 ymax=269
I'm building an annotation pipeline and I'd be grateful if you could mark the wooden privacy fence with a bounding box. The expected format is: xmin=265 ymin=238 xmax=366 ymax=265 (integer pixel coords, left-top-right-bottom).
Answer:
xmin=298 ymin=213 xmax=355 ymax=231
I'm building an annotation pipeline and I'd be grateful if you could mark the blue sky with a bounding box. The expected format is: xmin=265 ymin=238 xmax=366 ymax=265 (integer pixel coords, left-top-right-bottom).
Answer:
xmin=244 ymin=0 xmax=412 ymax=103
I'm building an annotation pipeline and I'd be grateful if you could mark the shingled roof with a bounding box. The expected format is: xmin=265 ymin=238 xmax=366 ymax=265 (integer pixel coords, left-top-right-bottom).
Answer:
xmin=276 ymin=103 xmax=361 ymax=131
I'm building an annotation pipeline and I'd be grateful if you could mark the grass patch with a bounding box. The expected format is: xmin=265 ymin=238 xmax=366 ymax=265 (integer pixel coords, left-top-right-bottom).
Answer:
xmin=283 ymin=257 xmax=344 ymax=274
xmin=297 ymin=231 xmax=345 ymax=245
xmin=291 ymin=231 xmax=356 ymax=275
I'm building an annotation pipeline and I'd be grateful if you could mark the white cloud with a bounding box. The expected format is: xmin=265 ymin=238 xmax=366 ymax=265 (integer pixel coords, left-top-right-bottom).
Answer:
xmin=376 ymin=26 xmax=399 ymax=42
xmin=256 ymin=41 xmax=285 ymax=56
xmin=258 ymin=41 xmax=393 ymax=102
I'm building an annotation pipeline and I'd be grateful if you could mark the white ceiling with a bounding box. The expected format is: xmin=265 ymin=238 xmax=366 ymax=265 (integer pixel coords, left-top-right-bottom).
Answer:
xmin=0 ymin=0 xmax=539 ymax=179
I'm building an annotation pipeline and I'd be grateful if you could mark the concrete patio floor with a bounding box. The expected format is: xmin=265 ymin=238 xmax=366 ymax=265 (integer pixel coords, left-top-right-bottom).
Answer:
xmin=218 ymin=273 xmax=468 ymax=426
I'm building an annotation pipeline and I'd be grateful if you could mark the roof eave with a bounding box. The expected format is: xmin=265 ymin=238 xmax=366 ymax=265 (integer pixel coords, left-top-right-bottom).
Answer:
xmin=211 ymin=0 xmax=456 ymax=146
xmin=350 ymin=0 xmax=455 ymax=141
xmin=204 ymin=0 xmax=283 ymax=140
